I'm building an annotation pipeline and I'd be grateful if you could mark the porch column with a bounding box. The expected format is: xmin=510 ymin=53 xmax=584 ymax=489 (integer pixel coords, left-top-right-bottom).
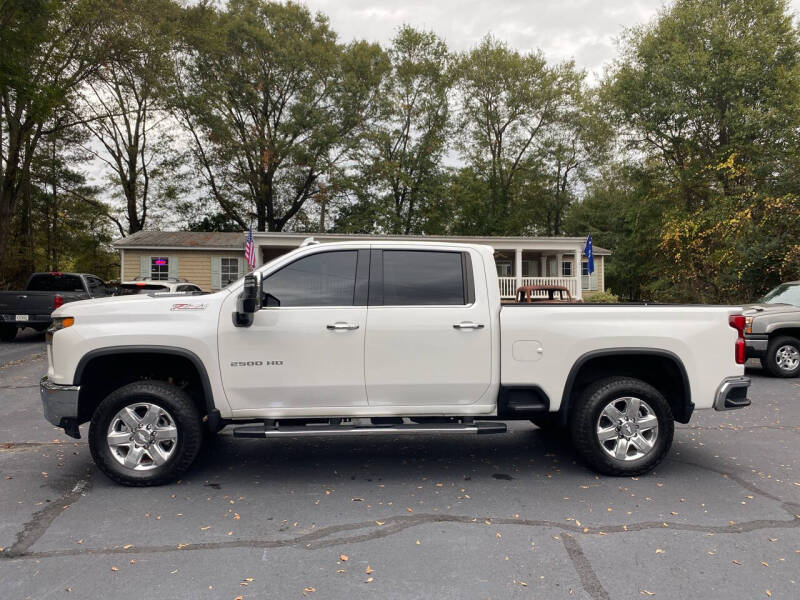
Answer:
xmin=514 ymin=248 xmax=523 ymax=292
xmin=557 ymin=254 xmax=563 ymax=278
xmin=540 ymin=255 xmax=547 ymax=277
xmin=574 ymin=247 xmax=582 ymax=300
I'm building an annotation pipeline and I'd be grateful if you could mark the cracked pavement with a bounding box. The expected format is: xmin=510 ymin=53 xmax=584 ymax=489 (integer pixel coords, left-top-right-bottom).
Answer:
xmin=0 ymin=329 xmax=798 ymax=599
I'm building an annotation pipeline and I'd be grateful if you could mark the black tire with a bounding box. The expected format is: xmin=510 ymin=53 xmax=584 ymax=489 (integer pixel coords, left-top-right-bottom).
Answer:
xmin=530 ymin=414 xmax=564 ymax=430
xmin=764 ymin=336 xmax=800 ymax=378
xmin=0 ymin=324 xmax=17 ymax=342
xmin=569 ymin=377 xmax=674 ymax=477
xmin=89 ymin=381 xmax=202 ymax=486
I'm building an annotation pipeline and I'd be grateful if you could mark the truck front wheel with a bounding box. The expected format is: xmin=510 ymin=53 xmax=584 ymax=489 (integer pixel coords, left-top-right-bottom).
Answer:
xmin=764 ymin=336 xmax=800 ymax=378
xmin=0 ymin=324 xmax=16 ymax=342
xmin=89 ymin=381 xmax=203 ymax=486
xmin=570 ymin=377 xmax=674 ymax=477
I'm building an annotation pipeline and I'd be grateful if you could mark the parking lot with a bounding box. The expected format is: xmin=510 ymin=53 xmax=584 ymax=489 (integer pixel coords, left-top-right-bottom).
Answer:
xmin=0 ymin=329 xmax=798 ymax=599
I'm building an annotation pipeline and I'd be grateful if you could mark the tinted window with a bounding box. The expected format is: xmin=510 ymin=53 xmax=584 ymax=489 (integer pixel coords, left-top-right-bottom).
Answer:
xmin=382 ymin=251 xmax=465 ymax=305
xmin=27 ymin=274 xmax=84 ymax=292
xmin=263 ymin=251 xmax=357 ymax=307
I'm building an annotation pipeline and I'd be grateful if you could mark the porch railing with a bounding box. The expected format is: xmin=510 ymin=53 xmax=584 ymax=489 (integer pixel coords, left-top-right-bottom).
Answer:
xmin=497 ymin=276 xmax=580 ymax=299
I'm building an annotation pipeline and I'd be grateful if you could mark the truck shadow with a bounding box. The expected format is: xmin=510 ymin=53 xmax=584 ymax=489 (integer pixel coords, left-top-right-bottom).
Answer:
xmin=190 ymin=423 xmax=605 ymax=483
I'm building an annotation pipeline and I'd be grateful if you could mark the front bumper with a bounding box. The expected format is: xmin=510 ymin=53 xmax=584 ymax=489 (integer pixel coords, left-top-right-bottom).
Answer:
xmin=745 ymin=335 xmax=768 ymax=359
xmin=713 ymin=376 xmax=751 ymax=411
xmin=40 ymin=376 xmax=81 ymax=438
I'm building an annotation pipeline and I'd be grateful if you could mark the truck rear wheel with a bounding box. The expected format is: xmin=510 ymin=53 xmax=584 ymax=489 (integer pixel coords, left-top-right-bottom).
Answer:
xmin=0 ymin=324 xmax=16 ymax=342
xmin=570 ymin=377 xmax=673 ymax=477
xmin=764 ymin=336 xmax=800 ymax=378
xmin=89 ymin=381 xmax=203 ymax=486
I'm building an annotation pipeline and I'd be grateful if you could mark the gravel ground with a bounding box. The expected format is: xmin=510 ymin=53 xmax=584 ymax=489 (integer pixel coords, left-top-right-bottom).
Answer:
xmin=0 ymin=338 xmax=797 ymax=599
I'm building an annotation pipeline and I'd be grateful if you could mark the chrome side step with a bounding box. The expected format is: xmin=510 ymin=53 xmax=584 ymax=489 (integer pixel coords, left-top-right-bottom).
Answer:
xmin=233 ymin=421 xmax=507 ymax=438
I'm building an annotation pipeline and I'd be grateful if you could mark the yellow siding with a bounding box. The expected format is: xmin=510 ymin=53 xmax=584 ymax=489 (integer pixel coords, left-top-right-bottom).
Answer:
xmin=122 ymin=250 xmax=244 ymax=291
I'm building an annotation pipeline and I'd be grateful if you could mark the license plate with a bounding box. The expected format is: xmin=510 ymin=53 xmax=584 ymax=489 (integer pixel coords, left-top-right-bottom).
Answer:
xmin=16 ymin=314 xmax=28 ymax=321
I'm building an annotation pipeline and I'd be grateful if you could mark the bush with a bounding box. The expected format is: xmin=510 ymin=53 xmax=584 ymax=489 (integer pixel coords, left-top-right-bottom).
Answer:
xmin=585 ymin=290 xmax=619 ymax=303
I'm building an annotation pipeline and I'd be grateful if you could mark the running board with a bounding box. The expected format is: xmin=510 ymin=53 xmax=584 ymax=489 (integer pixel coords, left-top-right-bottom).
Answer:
xmin=233 ymin=421 xmax=507 ymax=438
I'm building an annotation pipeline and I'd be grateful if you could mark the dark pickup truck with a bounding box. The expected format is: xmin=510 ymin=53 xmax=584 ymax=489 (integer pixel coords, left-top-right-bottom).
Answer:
xmin=0 ymin=272 xmax=110 ymax=341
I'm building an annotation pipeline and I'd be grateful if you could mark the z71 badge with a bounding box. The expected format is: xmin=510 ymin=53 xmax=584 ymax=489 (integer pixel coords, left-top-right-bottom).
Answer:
xmin=230 ymin=360 xmax=284 ymax=367
xmin=170 ymin=303 xmax=208 ymax=311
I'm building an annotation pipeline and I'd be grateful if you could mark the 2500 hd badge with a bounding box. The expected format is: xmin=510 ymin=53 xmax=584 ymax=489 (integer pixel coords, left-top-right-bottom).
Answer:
xmin=230 ymin=360 xmax=284 ymax=367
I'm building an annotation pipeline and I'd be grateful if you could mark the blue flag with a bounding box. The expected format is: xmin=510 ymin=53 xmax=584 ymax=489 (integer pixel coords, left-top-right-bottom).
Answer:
xmin=584 ymin=234 xmax=595 ymax=275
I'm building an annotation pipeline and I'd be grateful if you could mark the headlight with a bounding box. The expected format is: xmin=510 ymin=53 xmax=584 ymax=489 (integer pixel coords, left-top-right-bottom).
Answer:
xmin=744 ymin=316 xmax=753 ymax=335
xmin=48 ymin=316 xmax=75 ymax=334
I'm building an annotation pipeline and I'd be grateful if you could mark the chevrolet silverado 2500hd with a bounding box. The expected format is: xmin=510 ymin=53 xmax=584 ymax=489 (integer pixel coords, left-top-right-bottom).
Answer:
xmin=40 ymin=241 xmax=751 ymax=485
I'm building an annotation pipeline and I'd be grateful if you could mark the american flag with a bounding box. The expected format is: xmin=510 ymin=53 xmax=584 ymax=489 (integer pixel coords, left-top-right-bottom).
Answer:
xmin=244 ymin=224 xmax=256 ymax=270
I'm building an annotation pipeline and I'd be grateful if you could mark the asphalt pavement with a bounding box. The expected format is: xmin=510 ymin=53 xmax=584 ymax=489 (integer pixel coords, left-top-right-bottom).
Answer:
xmin=0 ymin=337 xmax=798 ymax=599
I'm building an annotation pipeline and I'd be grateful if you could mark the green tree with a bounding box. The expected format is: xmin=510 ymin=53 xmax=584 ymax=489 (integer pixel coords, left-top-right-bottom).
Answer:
xmin=79 ymin=0 xmax=185 ymax=235
xmin=172 ymin=0 xmax=389 ymax=232
xmin=0 ymin=0 xmax=113 ymax=280
xmin=453 ymin=35 xmax=583 ymax=235
xmin=586 ymin=0 xmax=800 ymax=301
xmin=336 ymin=26 xmax=452 ymax=235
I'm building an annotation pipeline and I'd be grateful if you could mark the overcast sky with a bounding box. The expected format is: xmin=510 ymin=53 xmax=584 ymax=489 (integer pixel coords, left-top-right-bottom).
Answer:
xmin=300 ymin=0 xmax=800 ymax=81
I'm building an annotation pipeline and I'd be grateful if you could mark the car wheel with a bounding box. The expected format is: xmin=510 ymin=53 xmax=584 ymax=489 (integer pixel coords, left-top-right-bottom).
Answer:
xmin=0 ymin=324 xmax=16 ymax=342
xmin=764 ymin=336 xmax=800 ymax=378
xmin=570 ymin=377 xmax=674 ymax=477
xmin=89 ymin=381 xmax=202 ymax=486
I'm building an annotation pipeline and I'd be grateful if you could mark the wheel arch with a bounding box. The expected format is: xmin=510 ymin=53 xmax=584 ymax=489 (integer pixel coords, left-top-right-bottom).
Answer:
xmin=74 ymin=346 xmax=220 ymax=430
xmin=558 ymin=348 xmax=693 ymax=426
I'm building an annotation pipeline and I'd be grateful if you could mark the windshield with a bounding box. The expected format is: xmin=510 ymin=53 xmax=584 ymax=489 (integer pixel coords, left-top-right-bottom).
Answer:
xmin=759 ymin=283 xmax=800 ymax=306
xmin=27 ymin=274 xmax=84 ymax=292
xmin=117 ymin=284 xmax=169 ymax=295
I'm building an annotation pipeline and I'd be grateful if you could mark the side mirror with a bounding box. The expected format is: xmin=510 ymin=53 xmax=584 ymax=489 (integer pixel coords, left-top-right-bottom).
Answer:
xmin=234 ymin=273 xmax=261 ymax=327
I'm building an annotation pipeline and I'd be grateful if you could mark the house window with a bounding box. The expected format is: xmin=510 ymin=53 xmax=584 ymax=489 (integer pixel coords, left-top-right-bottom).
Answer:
xmin=151 ymin=257 xmax=169 ymax=280
xmin=221 ymin=258 xmax=239 ymax=287
xmin=562 ymin=261 xmax=572 ymax=277
xmin=496 ymin=261 xmax=512 ymax=277
xmin=581 ymin=261 xmax=589 ymax=276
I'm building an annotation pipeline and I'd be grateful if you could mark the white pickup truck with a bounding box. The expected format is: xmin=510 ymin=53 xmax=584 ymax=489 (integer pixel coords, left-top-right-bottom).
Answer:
xmin=40 ymin=241 xmax=751 ymax=485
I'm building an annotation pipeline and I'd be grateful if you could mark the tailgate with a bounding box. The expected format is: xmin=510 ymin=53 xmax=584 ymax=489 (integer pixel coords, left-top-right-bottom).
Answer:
xmin=0 ymin=291 xmax=57 ymax=319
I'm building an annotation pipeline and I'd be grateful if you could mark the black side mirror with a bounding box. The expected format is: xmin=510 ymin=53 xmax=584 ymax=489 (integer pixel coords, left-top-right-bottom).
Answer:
xmin=234 ymin=273 xmax=261 ymax=327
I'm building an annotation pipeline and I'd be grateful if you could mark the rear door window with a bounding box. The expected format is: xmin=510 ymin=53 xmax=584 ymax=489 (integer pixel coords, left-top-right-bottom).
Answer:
xmin=27 ymin=274 xmax=84 ymax=292
xmin=381 ymin=251 xmax=466 ymax=305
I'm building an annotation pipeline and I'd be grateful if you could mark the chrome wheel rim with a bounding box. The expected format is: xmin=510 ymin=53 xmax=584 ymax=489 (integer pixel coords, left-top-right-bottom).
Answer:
xmin=107 ymin=402 xmax=178 ymax=471
xmin=775 ymin=345 xmax=800 ymax=372
xmin=596 ymin=396 xmax=659 ymax=462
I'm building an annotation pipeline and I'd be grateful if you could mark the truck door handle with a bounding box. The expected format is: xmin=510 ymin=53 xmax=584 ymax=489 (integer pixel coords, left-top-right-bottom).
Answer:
xmin=453 ymin=322 xmax=484 ymax=330
xmin=326 ymin=322 xmax=360 ymax=331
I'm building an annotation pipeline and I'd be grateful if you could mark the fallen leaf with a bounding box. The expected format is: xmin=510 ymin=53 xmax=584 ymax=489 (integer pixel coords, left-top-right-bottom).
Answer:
xmin=339 ymin=554 xmax=348 ymax=562
xmin=177 ymin=543 xmax=189 ymax=549
xmin=761 ymin=561 xmax=769 ymax=567
xmin=110 ymin=566 xmax=119 ymax=572
xmin=303 ymin=587 xmax=316 ymax=593
xmin=234 ymin=513 xmax=240 ymax=520
xmin=732 ymin=560 xmax=741 ymax=565
xmin=656 ymin=549 xmax=664 ymax=554
xmin=640 ymin=591 xmax=655 ymax=596
xmin=766 ymin=591 xmax=771 ymax=597
xmin=200 ymin=526 xmax=210 ymax=531
xmin=122 ymin=544 xmax=133 ymax=550
xmin=406 ymin=507 xmax=413 ymax=513
xmin=365 ymin=565 xmax=374 ymax=574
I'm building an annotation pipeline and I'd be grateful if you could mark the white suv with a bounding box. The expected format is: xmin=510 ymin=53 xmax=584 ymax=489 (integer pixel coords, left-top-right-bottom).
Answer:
xmin=116 ymin=278 xmax=203 ymax=295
